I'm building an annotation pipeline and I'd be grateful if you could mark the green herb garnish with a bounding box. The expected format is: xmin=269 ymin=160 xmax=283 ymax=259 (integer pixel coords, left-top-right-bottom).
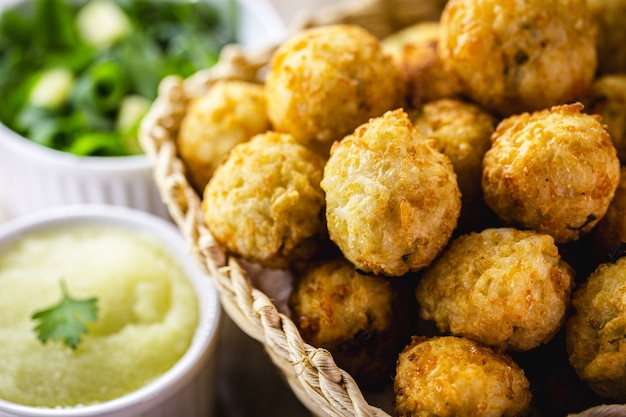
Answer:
xmin=31 ymin=280 xmax=99 ymax=350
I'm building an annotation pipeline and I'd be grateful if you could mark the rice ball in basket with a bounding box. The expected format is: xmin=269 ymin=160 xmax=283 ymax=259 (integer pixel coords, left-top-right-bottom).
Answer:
xmin=381 ymin=21 xmax=462 ymax=109
xmin=394 ymin=335 xmax=532 ymax=417
xmin=591 ymin=167 xmax=626 ymax=263
xmin=202 ymin=131 xmax=327 ymax=269
xmin=582 ymin=74 xmax=626 ymax=164
xmin=482 ymin=103 xmax=620 ymax=244
xmin=415 ymin=227 xmax=574 ymax=351
xmin=177 ymin=79 xmax=270 ymax=193
xmin=321 ymin=109 xmax=461 ymax=277
xmin=438 ymin=0 xmax=597 ymax=117
xmin=265 ymin=24 xmax=404 ymax=155
xmin=289 ymin=255 xmax=414 ymax=389
xmin=412 ymin=97 xmax=497 ymax=232
xmin=566 ymin=255 xmax=626 ymax=402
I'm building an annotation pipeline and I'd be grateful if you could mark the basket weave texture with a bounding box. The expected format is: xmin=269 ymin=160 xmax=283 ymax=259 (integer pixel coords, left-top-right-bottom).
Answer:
xmin=138 ymin=0 xmax=626 ymax=416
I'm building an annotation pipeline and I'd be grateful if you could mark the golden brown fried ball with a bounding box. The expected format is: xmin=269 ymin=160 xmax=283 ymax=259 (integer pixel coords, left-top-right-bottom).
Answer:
xmin=412 ymin=98 xmax=497 ymax=232
xmin=587 ymin=0 xmax=626 ymax=74
xmin=289 ymin=256 xmax=413 ymax=389
xmin=177 ymin=80 xmax=270 ymax=193
xmin=566 ymin=256 xmax=626 ymax=402
xmin=202 ymin=131 xmax=326 ymax=269
xmin=582 ymin=74 xmax=626 ymax=164
xmin=394 ymin=335 xmax=532 ymax=417
xmin=381 ymin=21 xmax=462 ymax=109
xmin=321 ymin=109 xmax=461 ymax=277
xmin=438 ymin=0 xmax=597 ymax=117
xmin=415 ymin=227 xmax=574 ymax=351
xmin=592 ymin=167 xmax=626 ymax=262
xmin=265 ymin=24 xmax=404 ymax=155
xmin=482 ymin=103 xmax=620 ymax=244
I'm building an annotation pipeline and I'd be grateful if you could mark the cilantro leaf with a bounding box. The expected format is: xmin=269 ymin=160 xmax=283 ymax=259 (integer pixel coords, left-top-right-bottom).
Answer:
xmin=31 ymin=280 xmax=99 ymax=350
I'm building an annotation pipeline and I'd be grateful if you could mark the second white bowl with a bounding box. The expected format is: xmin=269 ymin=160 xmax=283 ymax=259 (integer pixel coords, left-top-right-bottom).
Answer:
xmin=0 ymin=204 xmax=221 ymax=417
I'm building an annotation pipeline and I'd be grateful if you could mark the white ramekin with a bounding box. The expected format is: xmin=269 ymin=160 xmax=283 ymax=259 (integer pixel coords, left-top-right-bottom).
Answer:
xmin=0 ymin=0 xmax=287 ymax=219
xmin=0 ymin=204 xmax=221 ymax=417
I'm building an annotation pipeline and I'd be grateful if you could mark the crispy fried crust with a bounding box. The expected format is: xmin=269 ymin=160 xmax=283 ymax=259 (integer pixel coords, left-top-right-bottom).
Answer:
xmin=566 ymin=257 xmax=626 ymax=402
xmin=482 ymin=103 xmax=620 ymax=243
xmin=202 ymin=131 xmax=327 ymax=269
xmin=381 ymin=21 xmax=462 ymax=108
xmin=582 ymin=74 xmax=626 ymax=164
xmin=592 ymin=167 xmax=626 ymax=263
xmin=438 ymin=0 xmax=597 ymax=117
xmin=265 ymin=24 xmax=404 ymax=154
xmin=321 ymin=109 xmax=461 ymax=276
xmin=415 ymin=227 xmax=574 ymax=351
xmin=177 ymin=80 xmax=270 ymax=193
xmin=394 ymin=335 xmax=532 ymax=417
xmin=412 ymin=98 xmax=496 ymax=231
xmin=289 ymin=256 xmax=413 ymax=389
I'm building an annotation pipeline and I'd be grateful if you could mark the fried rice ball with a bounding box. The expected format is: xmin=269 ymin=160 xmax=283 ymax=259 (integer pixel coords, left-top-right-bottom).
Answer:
xmin=381 ymin=21 xmax=462 ymax=109
xmin=582 ymin=74 xmax=626 ymax=164
xmin=394 ymin=335 xmax=532 ymax=417
xmin=289 ymin=256 xmax=413 ymax=389
xmin=321 ymin=109 xmax=461 ymax=277
xmin=566 ymin=256 xmax=626 ymax=402
xmin=587 ymin=0 xmax=626 ymax=74
xmin=177 ymin=80 xmax=270 ymax=193
xmin=202 ymin=131 xmax=326 ymax=269
xmin=438 ymin=0 xmax=597 ymax=117
xmin=482 ymin=103 xmax=620 ymax=244
xmin=412 ymin=98 xmax=497 ymax=232
xmin=592 ymin=167 xmax=626 ymax=262
xmin=265 ymin=24 xmax=404 ymax=155
xmin=415 ymin=227 xmax=574 ymax=351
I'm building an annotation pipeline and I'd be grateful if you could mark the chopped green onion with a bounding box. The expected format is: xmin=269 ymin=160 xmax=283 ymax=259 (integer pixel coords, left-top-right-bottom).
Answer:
xmin=0 ymin=0 xmax=239 ymax=157
xmin=68 ymin=131 xmax=125 ymax=156
xmin=28 ymin=67 xmax=75 ymax=109
xmin=76 ymin=0 xmax=131 ymax=48
xmin=116 ymin=94 xmax=151 ymax=154
xmin=72 ymin=59 xmax=130 ymax=113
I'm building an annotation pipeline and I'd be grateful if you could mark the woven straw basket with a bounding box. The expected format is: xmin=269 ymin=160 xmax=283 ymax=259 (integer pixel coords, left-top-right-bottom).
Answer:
xmin=138 ymin=0 xmax=626 ymax=416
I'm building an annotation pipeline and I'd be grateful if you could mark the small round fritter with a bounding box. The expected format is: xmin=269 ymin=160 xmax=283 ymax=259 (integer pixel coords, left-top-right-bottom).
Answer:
xmin=265 ymin=24 xmax=404 ymax=154
xmin=321 ymin=109 xmax=461 ymax=277
xmin=381 ymin=21 xmax=462 ymax=109
xmin=438 ymin=0 xmax=597 ymax=117
xmin=482 ymin=103 xmax=620 ymax=244
xmin=202 ymin=131 xmax=327 ymax=269
xmin=394 ymin=335 xmax=532 ymax=417
xmin=592 ymin=167 xmax=626 ymax=263
xmin=582 ymin=74 xmax=626 ymax=164
xmin=587 ymin=0 xmax=626 ymax=74
xmin=415 ymin=227 xmax=574 ymax=351
xmin=289 ymin=256 xmax=413 ymax=389
xmin=566 ymin=256 xmax=626 ymax=402
xmin=412 ymin=98 xmax=497 ymax=232
xmin=177 ymin=80 xmax=270 ymax=193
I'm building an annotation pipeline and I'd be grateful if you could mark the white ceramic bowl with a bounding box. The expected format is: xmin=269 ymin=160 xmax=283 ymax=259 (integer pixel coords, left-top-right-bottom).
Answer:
xmin=0 ymin=0 xmax=287 ymax=219
xmin=0 ymin=204 xmax=221 ymax=417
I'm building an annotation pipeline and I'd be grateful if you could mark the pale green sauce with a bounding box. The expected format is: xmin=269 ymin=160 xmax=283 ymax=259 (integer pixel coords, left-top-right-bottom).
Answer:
xmin=0 ymin=225 xmax=199 ymax=407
